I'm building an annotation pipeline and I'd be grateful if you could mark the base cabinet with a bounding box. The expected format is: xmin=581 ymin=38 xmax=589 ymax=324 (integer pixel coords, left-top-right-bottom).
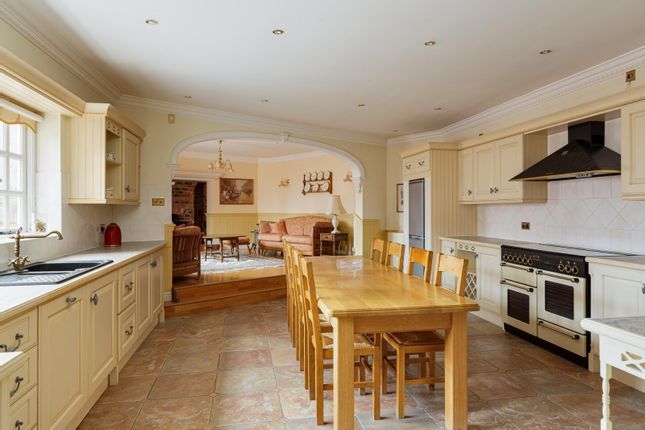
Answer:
xmin=87 ymin=273 xmax=117 ymax=394
xmin=151 ymin=251 xmax=164 ymax=315
xmin=135 ymin=258 xmax=152 ymax=333
xmin=476 ymin=247 xmax=502 ymax=319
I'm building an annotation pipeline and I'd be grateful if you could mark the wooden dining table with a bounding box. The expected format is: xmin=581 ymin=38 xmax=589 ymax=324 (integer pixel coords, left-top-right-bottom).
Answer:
xmin=306 ymin=256 xmax=480 ymax=430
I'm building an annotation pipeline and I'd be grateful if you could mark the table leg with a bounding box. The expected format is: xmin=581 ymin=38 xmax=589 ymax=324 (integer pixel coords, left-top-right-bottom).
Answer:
xmin=444 ymin=312 xmax=468 ymax=430
xmin=332 ymin=316 xmax=355 ymax=430
xmin=600 ymin=361 xmax=613 ymax=430
xmin=235 ymin=239 xmax=240 ymax=261
xmin=220 ymin=239 xmax=224 ymax=262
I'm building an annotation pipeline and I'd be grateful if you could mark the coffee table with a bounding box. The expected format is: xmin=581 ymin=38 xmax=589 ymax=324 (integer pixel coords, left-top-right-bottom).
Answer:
xmin=211 ymin=234 xmax=246 ymax=262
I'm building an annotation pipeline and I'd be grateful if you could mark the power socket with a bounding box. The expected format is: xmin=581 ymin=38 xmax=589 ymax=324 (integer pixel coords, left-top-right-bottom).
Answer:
xmin=521 ymin=222 xmax=531 ymax=230
xmin=626 ymin=69 xmax=636 ymax=83
xmin=98 ymin=224 xmax=106 ymax=233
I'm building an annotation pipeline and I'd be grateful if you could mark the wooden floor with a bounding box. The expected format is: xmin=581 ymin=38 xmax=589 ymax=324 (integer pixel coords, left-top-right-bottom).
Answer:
xmin=166 ymin=265 xmax=287 ymax=316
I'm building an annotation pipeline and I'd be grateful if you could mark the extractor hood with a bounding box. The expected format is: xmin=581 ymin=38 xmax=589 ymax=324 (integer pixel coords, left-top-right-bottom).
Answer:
xmin=511 ymin=121 xmax=621 ymax=182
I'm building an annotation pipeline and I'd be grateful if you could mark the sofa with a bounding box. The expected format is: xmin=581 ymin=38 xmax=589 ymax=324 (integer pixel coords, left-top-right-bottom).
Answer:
xmin=259 ymin=216 xmax=333 ymax=256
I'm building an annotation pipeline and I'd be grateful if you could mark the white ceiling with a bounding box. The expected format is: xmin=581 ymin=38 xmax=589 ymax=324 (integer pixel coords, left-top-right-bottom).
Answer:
xmin=6 ymin=0 xmax=645 ymax=137
xmin=181 ymin=138 xmax=318 ymax=162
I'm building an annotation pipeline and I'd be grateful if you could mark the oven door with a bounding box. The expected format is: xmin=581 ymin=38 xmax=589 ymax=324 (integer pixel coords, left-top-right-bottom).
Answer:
xmin=501 ymin=278 xmax=537 ymax=336
xmin=536 ymin=270 xmax=586 ymax=334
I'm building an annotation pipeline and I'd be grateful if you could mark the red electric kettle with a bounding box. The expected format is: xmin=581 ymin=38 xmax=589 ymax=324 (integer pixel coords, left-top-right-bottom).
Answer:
xmin=104 ymin=223 xmax=122 ymax=247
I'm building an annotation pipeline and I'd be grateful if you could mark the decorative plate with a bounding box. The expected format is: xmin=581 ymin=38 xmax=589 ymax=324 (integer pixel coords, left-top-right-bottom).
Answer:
xmin=304 ymin=183 xmax=311 ymax=192
xmin=311 ymin=171 xmax=319 ymax=180
xmin=305 ymin=172 xmax=311 ymax=181
xmin=321 ymin=181 xmax=330 ymax=192
xmin=323 ymin=171 xmax=331 ymax=180
xmin=312 ymin=183 xmax=320 ymax=192
xmin=318 ymin=171 xmax=325 ymax=180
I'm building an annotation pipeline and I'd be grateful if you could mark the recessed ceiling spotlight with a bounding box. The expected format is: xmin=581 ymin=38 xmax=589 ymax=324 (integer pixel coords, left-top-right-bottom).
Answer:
xmin=434 ymin=107 xmax=443 ymax=111
xmin=357 ymin=103 xmax=366 ymax=107
xmin=260 ymin=98 xmax=270 ymax=103
xmin=184 ymin=95 xmax=192 ymax=99
xmin=424 ymin=40 xmax=437 ymax=46
xmin=272 ymin=29 xmax=285 ymax=35
xmin=539 ymin=49 xmax=552 ymax=55
xmin=145 ymin=19 xmax=159 ymax=25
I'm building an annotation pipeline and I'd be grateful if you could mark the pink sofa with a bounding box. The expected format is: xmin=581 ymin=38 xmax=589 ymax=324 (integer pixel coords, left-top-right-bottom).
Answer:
xmin=259 ymin=216 xmax=333 ymax=256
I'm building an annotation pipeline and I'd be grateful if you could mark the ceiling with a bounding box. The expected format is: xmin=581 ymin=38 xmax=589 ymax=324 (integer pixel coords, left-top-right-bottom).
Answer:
xmin=181 ymin=138 xmax=318 ymax=162
xmin=6 ymin=0 xmax=645 ymax=137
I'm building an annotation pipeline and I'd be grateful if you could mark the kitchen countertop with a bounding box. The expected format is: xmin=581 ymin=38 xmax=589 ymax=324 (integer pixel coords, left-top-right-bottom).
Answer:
xmin=0 ymin=241 xmax=165 ymax=324
xmin=439 ymin=235 xmax=528 ymax=248
xmin=586 ymin=255 xmax=645 ymax=271
xmin=581 ymin=316 xmax=645 ymax=346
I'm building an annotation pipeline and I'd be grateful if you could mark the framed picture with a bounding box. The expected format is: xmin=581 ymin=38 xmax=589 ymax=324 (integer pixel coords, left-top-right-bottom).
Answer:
xmin=220 ymin=178 xmax=254 ymax=205
xmin=396 ymin=183 xmax=404 ymax=213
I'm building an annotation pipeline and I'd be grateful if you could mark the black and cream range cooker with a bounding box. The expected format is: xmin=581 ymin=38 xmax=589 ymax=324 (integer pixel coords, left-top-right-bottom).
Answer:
xmin=500 ymin=243 xmax=628 ymax=367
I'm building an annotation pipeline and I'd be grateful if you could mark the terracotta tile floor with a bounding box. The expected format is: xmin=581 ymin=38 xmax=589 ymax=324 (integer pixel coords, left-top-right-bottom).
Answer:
xmin=79 ymin=298 xmax=645 ymax=429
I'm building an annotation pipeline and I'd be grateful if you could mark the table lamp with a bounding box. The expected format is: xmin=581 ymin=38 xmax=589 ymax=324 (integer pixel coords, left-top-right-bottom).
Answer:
xmin=327 ymin=194 xmax=346 ymax=234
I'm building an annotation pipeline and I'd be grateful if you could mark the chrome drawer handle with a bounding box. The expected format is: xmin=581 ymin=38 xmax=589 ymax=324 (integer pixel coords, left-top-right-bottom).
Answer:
xmin=536 ymin=270 xmax=579 ymax=283
xmin=125 ymin=185 xmax=131 ymax=192
xmin=150 ymin=260 xmax=158 ymax=268
xmin=15 ymin=420 xmax=23 ymax=430
xmin=125 ymin=325 xmax=134 ymax=336
xmin=500 ymin=262 xmax=534 ymax=273
xmin=405 ymin=164 xmax=411 ymax=170
xmin=489 ymin=187 xmax=494 ymax=194
xmin=66 ymin=296 xmax=77 ymax=304
xmin=538 ymin=320 xmax=580 ymax=340
xmin=90 ymin=293 xmax=99 ymax=306
xmin=126 ymin=281 xmax=134 ymax=291
xmin=501 ymin=279 xmax=534 ymax=293
xmin=494 ymin=187 xmax=499 ymax=193
xmin=467 ymin=189 xmax=472 ymax=196
xmin=0 ymin=333 xmax=23 ymax=352
xmin=418 ymin=160 xmax=425 ymax=166
xmin=642 ymin=283 xmax=645 ymax=294
xmin=10 ymin=376 xmax=23 ymax=397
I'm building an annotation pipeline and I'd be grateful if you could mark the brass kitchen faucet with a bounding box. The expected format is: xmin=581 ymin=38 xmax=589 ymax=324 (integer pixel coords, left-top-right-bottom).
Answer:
xmin=9 ymin=227 xmax=63 ymax=271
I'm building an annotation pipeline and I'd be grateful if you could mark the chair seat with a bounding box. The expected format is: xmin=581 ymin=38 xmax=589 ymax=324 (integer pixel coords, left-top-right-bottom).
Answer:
xmin=386 ymin=330 xmax=444 ymax=346
xmin=321 ymin=333 xmax=374 ymax=357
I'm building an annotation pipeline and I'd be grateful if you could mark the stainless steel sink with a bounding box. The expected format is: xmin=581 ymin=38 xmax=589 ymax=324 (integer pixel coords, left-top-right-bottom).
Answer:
xmin=0 ymin=260 xmax=113 ymax=286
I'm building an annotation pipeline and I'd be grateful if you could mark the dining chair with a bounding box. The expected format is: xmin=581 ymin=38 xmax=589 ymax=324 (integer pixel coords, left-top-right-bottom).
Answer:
xmin=407 ymin=247 xmax=433 ymax=282
xmin=298 ymin=255 xmax=382 ymax=425
xmin=385 ymin=241 xmax=406 ymax=271
xmin=381 ymin=253 xmax=468 ymax=419
xmin=370 ymin=238 xmax=386 ymax=263
xmin=283 ymin=240 xmax=296 ymax=347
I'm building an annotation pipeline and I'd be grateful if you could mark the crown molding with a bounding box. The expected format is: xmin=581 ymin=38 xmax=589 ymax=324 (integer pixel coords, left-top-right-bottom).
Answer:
xmin=116 ymin=94 xmax=386 ymax=147
xmin=1 ymin=3 xmax=122 ymax=103
xmin=180 ymin=149 xmax=325 ymax=164
xmin=388 ymin=45 xmax=645 ymax=145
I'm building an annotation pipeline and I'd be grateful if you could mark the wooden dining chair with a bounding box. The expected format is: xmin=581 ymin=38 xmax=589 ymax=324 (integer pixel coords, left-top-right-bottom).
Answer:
xmin=385 ymin=241 xmax=406 ymax=271
xmin=283 ymin=240 xmax=296 ymax=347
xmin=370 ymin=238 xmax=386 ymax=263
xmin=381 ymin=253 xmax=468 ymax=419
xmin=407 ymin=247 xmax=433 ymax=282
xmin=298 ymin=255 xmax=382 ymax=425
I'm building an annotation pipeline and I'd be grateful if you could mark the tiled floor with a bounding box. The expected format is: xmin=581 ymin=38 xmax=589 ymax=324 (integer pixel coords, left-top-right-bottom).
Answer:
xmin=79 ymin=298 xmax=645 ymax=429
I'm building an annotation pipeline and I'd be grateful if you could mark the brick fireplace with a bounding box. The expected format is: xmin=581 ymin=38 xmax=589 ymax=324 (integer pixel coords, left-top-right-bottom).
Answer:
xmin=172 ymin=180 xmax=207 ymax=232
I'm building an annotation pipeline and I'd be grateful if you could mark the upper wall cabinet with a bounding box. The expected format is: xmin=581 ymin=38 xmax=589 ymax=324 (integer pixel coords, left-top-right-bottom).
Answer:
xmin=69 ymin=104 xmax=145 ymax=205
xmin=460 ymin=133 xmax=547 ymax=204
xmin=621 ymin=100 xmax=645 ymax=200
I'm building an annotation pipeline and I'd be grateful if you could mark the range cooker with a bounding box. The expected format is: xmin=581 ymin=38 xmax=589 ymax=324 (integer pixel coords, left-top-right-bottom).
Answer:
xmin=500 ymin=243 xmax=628 ymax=367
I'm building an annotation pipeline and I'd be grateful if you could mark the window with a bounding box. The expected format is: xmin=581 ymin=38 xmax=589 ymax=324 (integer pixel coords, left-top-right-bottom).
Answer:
xmin=0 ymin=122 xmax=34 ymax=234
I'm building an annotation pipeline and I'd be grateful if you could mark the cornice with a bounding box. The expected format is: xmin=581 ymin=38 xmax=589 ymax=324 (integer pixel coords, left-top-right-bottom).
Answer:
xmin=388 ymin=45 xmax=645 ymax=145
xmin=116 ymin=95 xmax=386 ymax=147
xmin=1 ymin=3 xmax=121 ymax=103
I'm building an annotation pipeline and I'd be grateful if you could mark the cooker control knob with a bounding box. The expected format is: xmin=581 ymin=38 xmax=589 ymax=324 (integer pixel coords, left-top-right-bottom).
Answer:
xmin=564 ymin=265 xmax=572 ymax=273
xmin=512 ymin=256 xmax=518 ymax=263
xmin=521 ymin=256 xmax=528 ymax=264
xmin=527 ymin=258 xmax=533 ymax=266
xmin=572 ymin=265 xmax=579 ymax=275
xmin=557 ymin=263 xmax=565 ymax=271
xmin=502 ymin=254 xmax=508 ymax=261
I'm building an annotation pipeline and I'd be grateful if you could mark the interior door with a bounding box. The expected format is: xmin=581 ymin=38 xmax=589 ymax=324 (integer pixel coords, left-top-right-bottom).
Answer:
xmin=87 ymin=273 xmax=117 ymax=394
xmin=458 ymin=148 xmax=474 ymax=202
xmin=473 ymin=143 xmax=495 ymax=201
xmin=122 ymin=129 xmax=140 ymax=202
xmin=495 ymin=135 xmax=524 ymax=200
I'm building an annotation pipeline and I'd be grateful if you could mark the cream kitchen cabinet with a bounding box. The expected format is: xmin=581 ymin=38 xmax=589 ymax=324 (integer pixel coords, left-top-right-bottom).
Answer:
xmin=475 ymin=246 xmax=502 ymax=326
xmin=87 ymin=273 xmax=117 ymax=395
xmin=621 ymin=100 xmax=645 ymax=200
xmin=69 ymin=103 xmax=145 ymax=205
xmin=0 ymin=353 xmax=28 ymax=430
xmin=151 ymin=251 xmax=164 ymax=317
xmin=459 ymin=133 xmax=547 ymax=204
xmin=135 ymin=257 xmax=152 ymax=333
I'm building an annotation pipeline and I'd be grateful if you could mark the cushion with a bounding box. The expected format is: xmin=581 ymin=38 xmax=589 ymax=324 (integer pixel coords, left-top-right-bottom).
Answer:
xmin=387 ymin=331 xmax=444 ymax=346
xmin=303 ymin=216 xmax=332 ymax=236
xmin=270 ymin=220 xmax=287 ymax=235
xmin=283 ymin=235 xmax=313 ymax=245
xmin=258 ymin=233 xmax=283 ymax=242
xmin=259 ymin=221 xmax=271 ymax=234
xmin=284 ymin=217 xmax=306 ymax=236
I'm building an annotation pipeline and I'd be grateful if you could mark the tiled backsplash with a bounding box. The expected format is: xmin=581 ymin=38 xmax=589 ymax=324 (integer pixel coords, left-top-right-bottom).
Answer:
xmin=478 ymin=119 xmax=645 ymax=254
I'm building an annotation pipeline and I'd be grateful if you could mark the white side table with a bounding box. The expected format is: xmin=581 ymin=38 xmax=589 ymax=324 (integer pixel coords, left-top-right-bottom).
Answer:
xmin=581 ymin=317 xmax=645 ymax=430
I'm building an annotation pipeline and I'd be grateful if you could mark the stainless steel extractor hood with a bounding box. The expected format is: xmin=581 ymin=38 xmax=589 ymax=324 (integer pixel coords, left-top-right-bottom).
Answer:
xmin=511 ymin=121 xmax=621 ymax=181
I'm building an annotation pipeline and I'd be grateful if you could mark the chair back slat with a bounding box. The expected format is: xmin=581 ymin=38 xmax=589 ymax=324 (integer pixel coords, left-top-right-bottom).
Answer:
xmin=298 ymin=255 xmax=324 ymax=352
xmin=385 ymin=241 xmax=405 ymax=272
xmin=431 ymin=253 xmax=468 ymax=297
xmin=407 ymin=247 xmax=432 ymax=282
xmin=370 ymin=238 xmax=386 ymax=263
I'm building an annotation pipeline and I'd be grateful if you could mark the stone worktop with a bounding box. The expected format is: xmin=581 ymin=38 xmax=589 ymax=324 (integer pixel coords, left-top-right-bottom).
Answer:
xmin=586 ymin=255 xmax=645 ymax=271
xmin=439 ymin=235 xmax=528 ymax=248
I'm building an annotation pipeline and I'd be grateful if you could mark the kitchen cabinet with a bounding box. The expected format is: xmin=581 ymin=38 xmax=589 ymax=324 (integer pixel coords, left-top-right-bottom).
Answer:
xmin=69 ymin=103 xmax=145 ymax=205
xmin=39 ymin=288 xmax=87 ymax=430
xmin=457 ymin=148 xmax=474 ymax=202
xmin=150 ymin=251 xmax=164 ymax=316
xmin=621 ymin=100 xmax=645 ymax=200
xmin=459 ymin=132 xmax=547 ymax=204
xmin=0 ymin=353 xmax=27 ymax=430
xmin=475 ymin=246 xmax=502 ymax=325
xmin=135 ymin=257 xmax=152 ymax=333
xmin=87 ymin=273 xmax=117 ymax=395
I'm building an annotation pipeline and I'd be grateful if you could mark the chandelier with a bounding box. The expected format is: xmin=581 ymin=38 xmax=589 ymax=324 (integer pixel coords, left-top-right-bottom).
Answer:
xmin=208 ymin=140 xmax=234 ymax=173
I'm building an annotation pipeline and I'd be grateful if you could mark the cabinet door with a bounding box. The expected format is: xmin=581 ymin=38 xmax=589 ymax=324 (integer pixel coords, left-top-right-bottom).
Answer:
xmin=122 ymin=129 xmax=141 ymax=202
xmin=621 ymin=100 xmax=645 ymax=199
xmin=151 ymin=251 xmax=164 ymax=316
xmin=596 ymin=267 xmax=645 ymax=318
xmin=495 ymin=135 xmax=524 ymax=200
xmin=136 ymin=257 xmax=152 ymax=332
xmin=473 ymin=143 xmax=496 ymax=201
xmin=39 ymin=290 xmax=87 ymax=430
xmin=87 ymin=273 xmax=117 ymax=394
xmin=476 ymin=248 xmax=502 ymax=314
xmin=458 ymin=149 xmax=474 ymax=202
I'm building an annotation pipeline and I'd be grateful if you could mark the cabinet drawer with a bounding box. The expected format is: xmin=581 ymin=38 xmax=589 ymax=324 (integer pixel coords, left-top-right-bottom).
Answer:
xmin=320 ymin=233 xmax=334 ymax=241
xmin=118 ymin=303 xmax=137 ymax=360
xmin=403 ymin=151 xmax=430 ymax=176
xmin=7 ymin=347 xmax=37 ymax=405
xmin=9 ymin=385 xmax=37 ymax=430
xmin=118 ymin=262 xmax=137 ymax=313
xmin=0 ymin=310 xmax=37 ymax=353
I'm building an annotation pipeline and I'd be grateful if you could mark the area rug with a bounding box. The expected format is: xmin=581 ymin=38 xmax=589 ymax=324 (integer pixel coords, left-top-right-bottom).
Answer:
xmin=201 ymin=254 xmax=284 ymax=274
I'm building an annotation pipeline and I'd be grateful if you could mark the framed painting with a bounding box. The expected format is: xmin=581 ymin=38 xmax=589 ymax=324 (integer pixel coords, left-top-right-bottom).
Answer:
xmin=396 ymin=183 xmax=404 ymax=213
xmin=220 ymin=178 xmax=254 ymax=205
